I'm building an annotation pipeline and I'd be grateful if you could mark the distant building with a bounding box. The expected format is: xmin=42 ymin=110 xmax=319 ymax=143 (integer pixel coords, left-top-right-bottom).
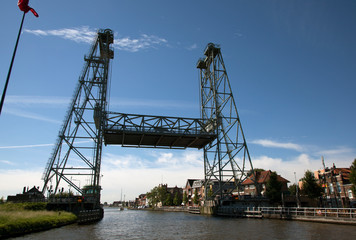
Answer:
xmin=314 ymin=163 xmax=354 ymax=208
xmin=183 ymin=179 xmax=236 ymax=206
xmin=241 ymin=170 xmax=289 ymax=197
xmin=135 ymin=194 xmax=148 ymax=208
xmin=160 ymin=184 xmax=183 ymax=206
xmin=7 ymin=186 xmax=45 ymax=203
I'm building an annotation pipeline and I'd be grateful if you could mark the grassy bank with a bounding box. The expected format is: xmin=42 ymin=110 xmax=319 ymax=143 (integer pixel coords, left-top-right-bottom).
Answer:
xmin=0 ymin=202 xmax=77 ymax=238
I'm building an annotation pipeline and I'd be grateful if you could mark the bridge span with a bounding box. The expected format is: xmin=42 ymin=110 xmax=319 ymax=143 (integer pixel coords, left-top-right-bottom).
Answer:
xmin=101 ymin=112 xmax=217 ymax=149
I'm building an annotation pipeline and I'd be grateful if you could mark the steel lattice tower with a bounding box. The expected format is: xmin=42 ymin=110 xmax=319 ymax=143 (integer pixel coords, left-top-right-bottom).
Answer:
xmin=41 ymin=29 xmax=114 ymax=207
xmin=197 ymin=43 xmax=255 ymax=202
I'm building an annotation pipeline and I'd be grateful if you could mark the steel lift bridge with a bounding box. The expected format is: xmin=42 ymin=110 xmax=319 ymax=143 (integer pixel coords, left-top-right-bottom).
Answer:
xmin=41 ymin=29 xmax=254 ymax=210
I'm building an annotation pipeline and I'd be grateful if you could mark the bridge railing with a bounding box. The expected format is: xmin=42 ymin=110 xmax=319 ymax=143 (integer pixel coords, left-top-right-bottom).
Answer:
xmin=254 ymin=207 xmax=356 ymax=219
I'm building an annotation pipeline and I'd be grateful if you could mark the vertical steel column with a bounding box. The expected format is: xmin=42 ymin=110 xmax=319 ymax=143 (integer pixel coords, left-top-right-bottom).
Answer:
xmin=197 ymin=43 xmax=255 ymax=204
xmin=41 ymin=29 xmax=114 ymax=207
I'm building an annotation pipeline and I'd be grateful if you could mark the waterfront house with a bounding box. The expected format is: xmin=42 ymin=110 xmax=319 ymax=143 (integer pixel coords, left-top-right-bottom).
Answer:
xmin=183 ymin=179 xmax=202 ymax=206
xmin=241 ymin=170 xmax=289 ymax=197
xmin=135 ymin=194 xmax=148 ymax=208
xmin=314 ymin=163 xmax=354 ymax=208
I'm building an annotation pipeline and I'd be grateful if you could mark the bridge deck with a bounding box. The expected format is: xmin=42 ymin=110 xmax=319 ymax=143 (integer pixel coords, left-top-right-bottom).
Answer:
xmin=103 ymin=112 xmax=216 ymax=149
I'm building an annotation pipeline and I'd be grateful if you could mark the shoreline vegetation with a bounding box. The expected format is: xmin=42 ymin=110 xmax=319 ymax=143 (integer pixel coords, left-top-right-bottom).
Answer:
xmin=0 ymin=202 xmax=77 ymax=239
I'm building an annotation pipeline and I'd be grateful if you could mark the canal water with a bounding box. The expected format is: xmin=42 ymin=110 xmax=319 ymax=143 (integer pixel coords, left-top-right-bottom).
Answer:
xmin=14 ymin=208 xmax=356 ymax=240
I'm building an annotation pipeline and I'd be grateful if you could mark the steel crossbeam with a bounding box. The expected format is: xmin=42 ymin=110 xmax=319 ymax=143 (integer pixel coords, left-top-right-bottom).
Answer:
xmin=104 ymin=112 xmax=217 ymax=149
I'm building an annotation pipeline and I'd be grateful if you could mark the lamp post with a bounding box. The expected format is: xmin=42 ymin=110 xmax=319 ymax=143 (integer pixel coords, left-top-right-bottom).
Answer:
xmin=294 ymin=172 xmax=300 ymax=207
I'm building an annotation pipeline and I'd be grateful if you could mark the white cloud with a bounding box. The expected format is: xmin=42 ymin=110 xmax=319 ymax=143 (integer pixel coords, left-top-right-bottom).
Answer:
xmin=100 ymin=150 xmax=204 ymax=202
xmin=0 ymin=169 xmax=43 ymax=198
xmin=6 ymin=95 xmax=70 ymax=106
xmin=4 ymin=108 xmax=62 ymax=124
xmin=317 ymin=147 xmax=354 ymax=156
xmin=251 ymin=139 xmax=303 ymax=151
xmin=24 ymin=26 xmax=168 ymax=52
xmin=186 ymin=43 xmax=197 ymax=50
xmin=251 ymin=152 xmax=353 ymax=184
xmin=0 ymin=143 xmax=53 ymax=149
xmin=156 ymin=152 xmax=173 ymax=164
xmin=0 ymin=141 xmax=91 ymax=150
xmin=0 ymin=160 xmax=15 ymax=166
xmin=24 ymin=26 xmax=96 ymax=44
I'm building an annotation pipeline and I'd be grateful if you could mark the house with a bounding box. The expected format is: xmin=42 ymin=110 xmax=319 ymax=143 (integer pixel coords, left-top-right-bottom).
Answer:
xmin=135 ymin=194 xmax=148 ymax=208
xmin=314 ymin=163 xmax=354 ymax=208
xmin=183 ymin=179 xmax=236 ymax=206
xmin=7 ymin=186 xmax=45 ymax=203
xmin=183 ymin=179 xmax=201 ymax=206
xmin=241 ymin=170 xmax=289 ymax=197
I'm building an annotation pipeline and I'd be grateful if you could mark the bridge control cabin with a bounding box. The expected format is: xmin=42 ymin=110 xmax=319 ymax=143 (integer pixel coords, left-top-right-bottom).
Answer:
xmin=101 ymin=112 xmax=217 ymax=149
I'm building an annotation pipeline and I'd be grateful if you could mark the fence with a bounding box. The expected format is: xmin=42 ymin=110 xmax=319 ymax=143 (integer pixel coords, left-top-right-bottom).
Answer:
xmin=258 ymin=207 xmax=356 ymax=219
xmin=216 ymin=206 xmax=356 ymax=224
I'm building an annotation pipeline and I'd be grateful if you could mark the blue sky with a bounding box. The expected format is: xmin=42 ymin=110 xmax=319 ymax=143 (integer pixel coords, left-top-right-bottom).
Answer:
xmin=0 ymin=0 xmax=355 ymax=202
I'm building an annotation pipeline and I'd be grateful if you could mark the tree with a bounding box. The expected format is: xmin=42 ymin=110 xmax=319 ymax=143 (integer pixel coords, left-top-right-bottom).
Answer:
xmin=146 ymin=187 xmax=159 ymax=207
xmin=182 ymin=191 xmax=188 ymax=205
xmin=288 ymin=184 xmax=300 ymax=196
xmin=207 ymin=187 xmax=213 ymax=199
xmin=350 ymin=159 xmax=356 ymax=196
xmin=301 ymin=170 xmax=323 ymax=199
xmin=147 ymin=185 xmax=167 ymax=207
xmin=266 ymin=171 xmax=282 ymax=204
xmin=247 ymin=168 xmax=265 ymax=176
xmin=193 ymin=188 xmax=200 ymax=205
xmin=165 ymin=193 xmax=172 ymax=206
xmin=173 ymin=192 xmax=182 ymax=206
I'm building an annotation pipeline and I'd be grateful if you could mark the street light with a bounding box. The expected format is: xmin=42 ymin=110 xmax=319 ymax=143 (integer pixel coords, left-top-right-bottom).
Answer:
xmin=294 ymin=172 xmax=300 ymax=207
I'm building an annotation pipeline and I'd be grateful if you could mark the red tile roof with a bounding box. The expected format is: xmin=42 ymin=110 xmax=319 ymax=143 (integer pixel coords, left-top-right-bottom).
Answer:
xmin=242 ymin=170 xmax=289 ymax=185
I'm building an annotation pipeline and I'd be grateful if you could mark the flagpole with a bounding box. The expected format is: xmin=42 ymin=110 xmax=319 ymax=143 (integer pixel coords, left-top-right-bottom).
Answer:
xmin=0 ymin=11 xmax=26 ymax=116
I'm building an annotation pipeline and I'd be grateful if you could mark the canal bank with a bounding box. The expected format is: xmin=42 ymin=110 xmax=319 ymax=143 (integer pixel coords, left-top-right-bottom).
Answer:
xmin=0 ymin=203 xmax=77 ymax=239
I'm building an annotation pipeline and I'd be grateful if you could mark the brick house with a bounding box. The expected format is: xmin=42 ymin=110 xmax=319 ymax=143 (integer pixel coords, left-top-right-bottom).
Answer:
xmin=183 ymin=179 xmax=202 ymax=206
xmin=314 ymin=164 xmax=354 ymax=208
xmin=241 ymin=170 xmax=289 ymax=197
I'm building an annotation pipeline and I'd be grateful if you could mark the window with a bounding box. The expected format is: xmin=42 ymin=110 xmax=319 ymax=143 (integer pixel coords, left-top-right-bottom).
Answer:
xmin=329 ymin=183 xmax=334 ymax=193
xmin=249 ymin=185 xmax=255 ymax=189
xmin=336 ymin=182 xmax=341 ymax=193
xmin=348 ymin=190 xmax=353 ymax=199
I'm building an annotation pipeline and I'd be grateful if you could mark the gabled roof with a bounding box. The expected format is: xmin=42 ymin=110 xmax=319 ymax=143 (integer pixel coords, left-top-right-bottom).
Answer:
xmin=26 ymin=186 xmax=42 ymax=194
xmin=185 ymin=179 xmax=199 ymax=188
xmin=242 ymin=170 xmax=289 ymax=185
xmin=333 ymin=168 xmax=351 ymax=181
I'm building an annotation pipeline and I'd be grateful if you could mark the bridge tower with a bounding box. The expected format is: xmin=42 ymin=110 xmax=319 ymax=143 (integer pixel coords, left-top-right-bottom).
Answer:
xmin=197 ymin=43 xmax=255 ymax=202
xmin=41 ymin=29 xmax=114 ymax=208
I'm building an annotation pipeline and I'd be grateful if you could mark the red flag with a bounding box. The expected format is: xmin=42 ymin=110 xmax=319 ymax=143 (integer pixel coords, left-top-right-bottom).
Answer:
xmin=18 ymin=0 xmax=39 ymax=17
